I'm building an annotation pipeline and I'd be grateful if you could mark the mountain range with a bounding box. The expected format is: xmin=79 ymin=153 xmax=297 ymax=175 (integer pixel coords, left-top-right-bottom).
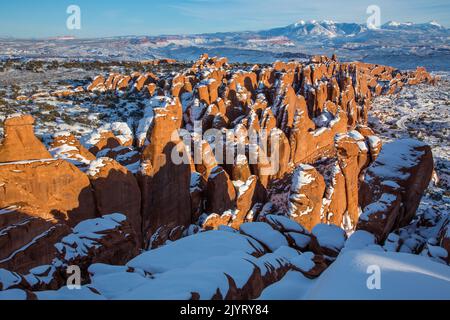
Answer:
xmin=1 ymin=20 xmax=449 ymax=70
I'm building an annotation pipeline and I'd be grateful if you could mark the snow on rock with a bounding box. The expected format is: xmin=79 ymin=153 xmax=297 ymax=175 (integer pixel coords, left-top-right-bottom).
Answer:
xmin=291 ymin=164 xmax=316 ymax=190
xmin=54 ymin=213 xmax=139 ymax=264
xmin=258 ymin=271 xmax=314 ymax=300
xmin=365 ymin=139 xmax=430 ymax=181
xmin=310 ymin=224 xmax=347 ymax=257
xmin=127 ymin=230 xmax=265 ymax=275
xmin=81 ymin=128 xmax=113 ymax=150
xmin=358 ymin=139 xmax=434 ymax=241
xmin=86 ymin=240 xmax=296 ymax=300
xmin=88 ymin=270 xmax=151 ymax=300
xmin=49 ymin=132 xmax=96 ymax=170
xmin=82 ymin=122 xmax=134 ymax=149
xmin=359 ymin=193 xmax=398 ymax=223
xmin=0 ymin=214 xmax=141 ymax=294
xmin=286 ymin=232 xmax=312 ymax=250
xmin=36 ymin=286 xmax=105 ymax=300
xmin=120 ymin=252 xmax=257 ymax=300
xmin=368 ymin=79 xmax=449 ymax=264
xmin=264 ymin=214 xmax=309 ymax=234
xmin=291 ymin=252 xmax=316 ymax=272
xmin=88 ymin=263 xmax=129 ymax=277
xmin=288 ymin=164 xmax=326 ymax=231
xmin=110 ymin=122 xmax=133 ymax=146
xmin=305 ymin=250 xmax=450 ymax=300
xmin=262 ymin=214 xmax=312 ymax=251
xmin=0 ymin=288 xmax=34 ymax=300
xmin=86 ymin=157 xmax=108 ymax=177
xmin=0 ymin=269 xmax=24 ymax=291
xmin=136 ymin=96 xmax=178 ymax=147
xmin=343 ymin=230 xmax=377 ymax=251
xmin=239 ymin=222 xmax=289 ymax=252
xmin=104 ymin=244 xmax=296 ymax=300
xmin=0 ymin=114 xmax=53 ymax=163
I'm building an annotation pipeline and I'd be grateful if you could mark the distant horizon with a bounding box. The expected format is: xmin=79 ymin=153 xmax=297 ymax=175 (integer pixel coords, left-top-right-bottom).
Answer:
xmin=0 ymin=0 xmax=449 ymax=38
xmin=0 ymin=18 xmax=448 ymax=41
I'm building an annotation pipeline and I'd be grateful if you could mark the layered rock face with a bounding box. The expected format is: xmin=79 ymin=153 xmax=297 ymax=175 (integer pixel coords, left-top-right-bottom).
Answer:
xmin=0 ymin=115 xmax=138 ymax=273
xmin=0 ymin=116 xmax=97 ymax=230
xmin=0 ymin=214 xmax=139 ymax=293
xmin=0 ymin=54 xmax=443 ymax=299
xmin=0 ymin=159 xmax=96 ymax=225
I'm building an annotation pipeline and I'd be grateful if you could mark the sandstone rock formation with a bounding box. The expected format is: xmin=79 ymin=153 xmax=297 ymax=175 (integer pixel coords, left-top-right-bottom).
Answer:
xmin=9 ymin=216 xmax=352 ymax=299
xmin=139 ymin=97 xmax=192 ymax=247
xmin=0 ymin=159 xmax=97 ymax=227
xmin=439 ymin=221 xmax=450 ymax=264
xmin=0 ymin=54 xmax=441 ymax=299
xmin=0 ymin=115 xmax=52 ymax=162
xmin=87 ymin=158 xmax=142 ymax=242
xmin=1 ymin=214 xmax=139 ymax=290
xmin=54 ymin=213 xmax=140 ymax=282
xmin=288 ymin=165 xmax=326 ymax=231
xmin=49 ymin=132 xmax=96 ymax=170
xmin=80 ymin=53 xmax=435 ymax=239
xmin=206 ymin=166 xmax=236 ymax=214
xmin=357 ymin=139 xmax=434 ymax=242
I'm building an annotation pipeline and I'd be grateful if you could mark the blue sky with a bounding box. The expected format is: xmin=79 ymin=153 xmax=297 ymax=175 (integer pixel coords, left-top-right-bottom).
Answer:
xmin=0 ymin=0 xmax=449 ymax=38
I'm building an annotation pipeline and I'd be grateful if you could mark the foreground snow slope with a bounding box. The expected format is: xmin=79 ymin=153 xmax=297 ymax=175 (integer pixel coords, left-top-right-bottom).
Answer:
xmin=260 ymin=249 xmax=450 ymax=300
xmin=304 ymin=250 xmax=450 ymax=300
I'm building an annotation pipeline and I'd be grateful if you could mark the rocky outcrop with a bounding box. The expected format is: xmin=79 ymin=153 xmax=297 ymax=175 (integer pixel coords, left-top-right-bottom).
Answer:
xmin=315 ymin=159 xmax=347 ymax=228
xmin=206 ymin=166 xmax=236 ymax=214
xmin=85 ymin=131 xmax=123 ymax=156
xmin=86 ymin=158 xmax=142 ymax=241
xmin=54 ymin=214 xmax=139 ymax=282
xmin=0 ymin=54 xmax=438 ymax=298
xmin=309 ymin=224 xmax=347 ymax=258
xmin=190 ymin=172 xmax=206 ymax=223
xmin=0 ymin=115 xmax=52 ymax=163
xmin=0 ymin=116 xmax=96 ymax=273
xmin=1 ymin=214 xmax=139 ymax=289
xmin=335 ymin=131 xmax=371 ymax=228
xmin=232 ymin=176 xmax=258 ymax=228
xmin=0 ymin=159 xmax=97 ymax=227
xmin=288 ymin=165 xmax=326 ymax=231
xmin=0 ymin=212 xmax=71 ymax=273
xmin=0 ymin=157 xmax=98 ymax=273
xmin=139 ymin=97 xmax=192 ymax=247
xmin=49 ymin=132 xmax=96 ymax=170
xmin=19 ymin=216 xmax=343 ymax=299
xmin=438 ymin=221 xmax=450 ymax=264
xmin=357 ymin=139 xmax=434 ymax=241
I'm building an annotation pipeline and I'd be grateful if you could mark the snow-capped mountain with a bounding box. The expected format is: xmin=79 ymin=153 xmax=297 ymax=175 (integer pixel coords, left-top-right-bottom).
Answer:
xmin=256 ymin=19 xmax=448 ymax=40
xmin=381 ymin=20 xmax=445 ymax=31
xmin=0 ymin=20 xmax=448 ymax=70
xmin=259 ymin=20 xmax=368 ymax=38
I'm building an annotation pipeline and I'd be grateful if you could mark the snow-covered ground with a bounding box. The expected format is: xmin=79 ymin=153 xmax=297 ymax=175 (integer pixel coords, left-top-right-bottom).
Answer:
xmin=369 ymin=72 xmax=450 ymax=238
xmin=260 ymin=249 xmax=450 ymax=300
xmin=370 ymin=72 xmax=449 ymax=188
